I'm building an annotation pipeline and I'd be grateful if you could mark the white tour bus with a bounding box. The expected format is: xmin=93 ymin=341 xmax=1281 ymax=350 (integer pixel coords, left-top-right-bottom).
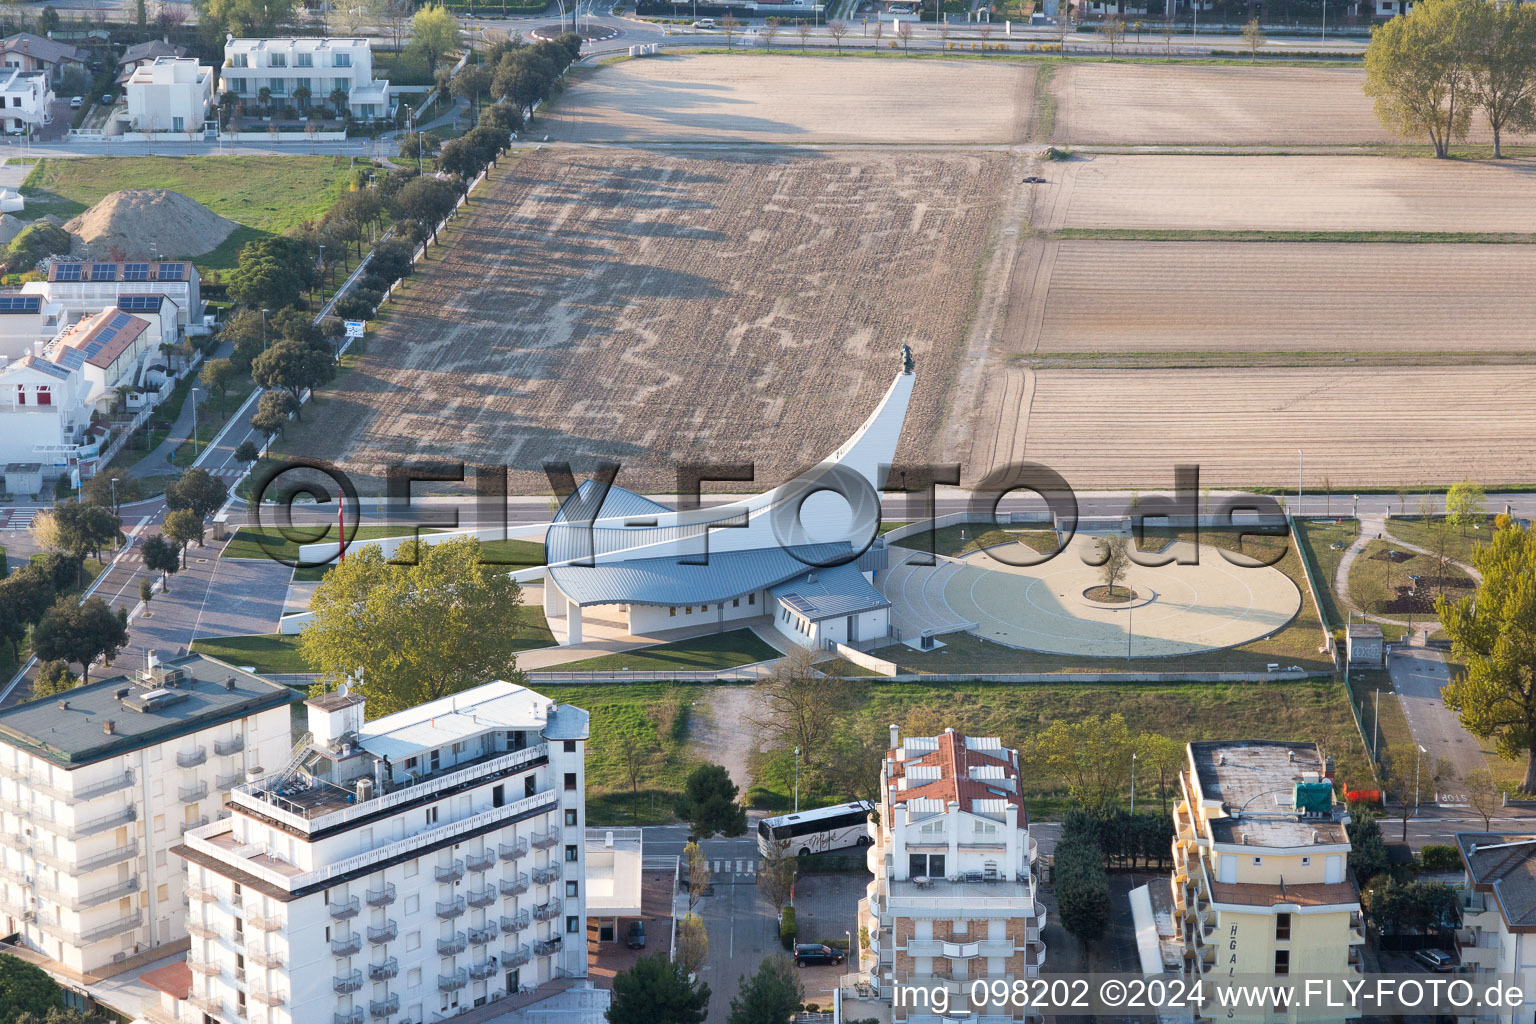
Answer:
xmin=757 ymin=801 xmax=873 ymax=858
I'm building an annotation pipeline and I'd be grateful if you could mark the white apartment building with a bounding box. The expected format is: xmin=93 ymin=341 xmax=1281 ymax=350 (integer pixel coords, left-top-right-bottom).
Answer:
xmin=26 ymin=261 xmax=200 ymax=327
xmin=0 ymin=66 xmax=52 ymax=134
xmin=862 ymin=727 xmax=1045 ymax=1024
xmin=0 ymin=293 xmax=66 ymax=363
xmin=1453 ymin=832 xmax=1536 ymax=1024
xmin=219 ymin=37 xmax=392 ymax=119
xmin=169 ymin=680 xmax=589 ymax=1024
xmin=0 ymin=654 xmax=301 ymax=983
xmin=126 ymin=56 xmax=214 ymax=134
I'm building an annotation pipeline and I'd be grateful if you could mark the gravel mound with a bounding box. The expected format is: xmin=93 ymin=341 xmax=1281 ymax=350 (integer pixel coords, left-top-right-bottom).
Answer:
xmin=63 ymin=188 xmax=237 ymax=259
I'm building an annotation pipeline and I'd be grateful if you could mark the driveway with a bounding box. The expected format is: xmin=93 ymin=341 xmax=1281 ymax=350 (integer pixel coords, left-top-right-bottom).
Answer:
xmin=1389 ymin=645 xmax=1486 ymax=800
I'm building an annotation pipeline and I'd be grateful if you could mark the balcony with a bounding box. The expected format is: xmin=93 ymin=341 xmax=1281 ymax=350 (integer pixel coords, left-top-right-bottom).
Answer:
xmin=438 ymin=931 xmax=467 ymax=956
xmin=189 ymin=993 xmax=222 ymax=1015
xmin=188 ymin=959 xmax=221 ymax=976
xmin=0 ymin=833 xmax=29 ymax=851
xmin=368 ymin=920 xmax=398 ymax=944
xmin=331 ymin=933 xmax=362 ymax=956
xmin=329 ymin=894 xmax=361 ymax=919
xmin=468 ymin=956 xmax=499 ymax=980
xmin=499 ymin=838 xmax=529 ymax=861
xmin=438 ymin=968 xmax=468 ymax=992
xmin=436 ymin=896 xmax=466 ymax=920
xmin=366 ymin=883 xmax=397 ymax=906
xmin=532 ymin=898 xmax=563 ymax=922
xmin=503 ymin=942 xmax=531 ymax=967
xmin=469 ymin=924 xmax=498 ymax=946
xmin=1349 ymin=946 xmax=1364 ymax=973
xmin=215 ymin=735 xmax=245 ymax=757
xmin=532 ymin=864 xmax=560 ymax=886
xmin=57 ymin=770 xmax=135 ymax=804
xmin=47 ymin=874 xmax=140 ymax=912
xmin=500 ymin=873 xmax=530 ymax=898
xmin=216 ymin=771 xmax=245 ymax=790
xmin=467 ymin=886 xmax=497 ymax=909
xmin=79 ymin=911 xmax=143 ymax=945
xmin=435 ymin=859 xmax=465 ymax=883
xmin=186 ymin=920 xmax=220 ymax=940
xmin=369 ymin=995 xmax=400 ymax=1019
xmin=534 ymin=937 xmax=562 ymax=956
xmin=466 ymin=849 xmax=497 ymax=873
xmin=179 ymin=816 xmax=210 ymax=835
xmin=58 ymin=804 xmax=137 ymax=840
xmin=176 ymin=747 xmax=208 ymax=768
xmin=178 ymin=781 xmax=209 ymax=804
xmin=246 ymin=910 xmax=282 ymax=931
xmin=369 ymin=957 xmax=399 ymax=981
xmin=187 ymin=884 xmax=217 ymax=903
xmin=334 ymin=969 xmax=364 ymax=994
xmin=501 ymin=911 xmax=530 ymax=934
xmin=531 ymin=828 xmax=560 ymax=850
xmin=336 ymin=1011 xmax=366 ymax=1024
xmin=248 ymin=948 xmax=284 ymax=969
xmin=67 ymin=843 xmax=137 ymax=874
xmin=1025 ymin=941 xmax=1046 ymax=969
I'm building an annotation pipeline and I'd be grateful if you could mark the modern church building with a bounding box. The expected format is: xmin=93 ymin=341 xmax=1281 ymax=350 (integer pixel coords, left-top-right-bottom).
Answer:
xmin=537 ymin=360 xmax=917 ymax=650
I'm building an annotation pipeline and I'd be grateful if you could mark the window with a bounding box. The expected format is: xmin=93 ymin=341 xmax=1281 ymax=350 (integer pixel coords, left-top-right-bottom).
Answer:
xmin=564 ymin=809 xmax=578 ymax=827
xmin=426 ymin=806 xmax=438 ymax=826
xmin=452 ymin=741 xmax=467 ymax=755
xmin=1300 ymin=856 xmax=1311 ymax=866
xmin=908 ymin=853 xmax=945 ymax=879
xmin=407 ymin=968 xmax=421 ymax=986
xmin=493 ymin=784 xmax=505 ymax=808
xmin=1275 ymin=913 xmax=1291 ymax=941
xmin=157 ymin=883 xmax=168 ymax=902
xmin=563 ymin=740 xmax=576 ymax=754
xmin=335 ymin=52 xmax=352 ymax=67
xmin=732 ymin=598 xmax=739 ymax=607
xmin=566 ymin=915 xmax=579 ymax=933
xmin=405 ymin=894 xmax=419 ymax=914
xmin=404 ymin=861 xmax=418 ymax=877
xmin=1273 ymin=950 xmax=1289 ymax=976
xmin=669 ymin=607 xmax=676 ymax=617
xmin=1252 ymin=856 xmax=1263 ymax=865
xmin=564 ymin=772 xmax=576 ymax=791
xmin=565 ymin=844 xmax=578 ymax=862
xmin=525 ymin=776 xmax=537 ymax=799
xmin=172 ymin=116 xmax=184 ymax=131
xmin=297 ymin=52 xmax=313 ymax=67
xmin=749 ymin=593 xmax=756 ymax=605
xmin=231 ymin=53 xmax=248 ymax=67
xmin=566 ymin=881 xmax=578 ymax=898
xmin=406 ymin=931 xmax=421 ymax=952
xmin=269 ymin=53 xmax=286 ymax=67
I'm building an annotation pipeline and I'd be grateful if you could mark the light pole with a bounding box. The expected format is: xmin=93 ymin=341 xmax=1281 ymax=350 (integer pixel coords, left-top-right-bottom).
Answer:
xmin=794 ymin=747 xmax=800 ymax=813
xmin=1126 ymin=569 xmax=1133 ymax=661
xmin=1130 ymin=752 xmax=1137 ymax=814
xmin=317 ymin=244 xmax=326 ymax=306
xmin=1414 ymin=743 xmax=1428 ymax=819
xmin=1354 ymin=494 xmax=1360 ymax=531
xmin=190 ymin=387 xmax=203 ymax=462
xmin=261 ymin=307 xmax=270 ymax=350
xmin=1297 ymin=449 xmax=1303 ymax=518
xmin=110 ymin=476 xmax=119 ymax=518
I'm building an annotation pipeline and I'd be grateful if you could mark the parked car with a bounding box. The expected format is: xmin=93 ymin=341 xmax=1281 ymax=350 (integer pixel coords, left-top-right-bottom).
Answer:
xmin=793 ymin=943 xmax=845 ymax=967
xmin=69 ymin=96 xmax=82 ymax=109
xmin=692 ymin=17 xmax=716 ymax=27
xmin=625 ymin=920 xmax=646 ymax=949
xmin=101 ymin=94 xmax=114 ymax=105
xmin=1413 ymin=949 xmax=1456 ymax=973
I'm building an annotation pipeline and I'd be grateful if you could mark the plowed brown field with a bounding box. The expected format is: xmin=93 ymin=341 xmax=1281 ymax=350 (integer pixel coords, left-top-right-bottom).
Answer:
xmin=292 ymin=148 xmax=1011 ymax=492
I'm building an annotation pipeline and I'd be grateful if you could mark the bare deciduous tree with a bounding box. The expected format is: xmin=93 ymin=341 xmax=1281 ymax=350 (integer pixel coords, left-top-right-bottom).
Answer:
xmin=685 ymin=840 xmax=711 ymax=914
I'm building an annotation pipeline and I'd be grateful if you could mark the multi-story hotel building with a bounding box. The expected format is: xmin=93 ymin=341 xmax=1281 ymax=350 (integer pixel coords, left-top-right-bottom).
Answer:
xmin=1171 ymin=740 xmax=1363 ymax=1009
xmin=171 ymin=680 xmax=589 ymax=1024
xmin=862 ymin=726 xmax=1045 ymax=1024
xmin=0 ymin=654 xmax=300 ymax=982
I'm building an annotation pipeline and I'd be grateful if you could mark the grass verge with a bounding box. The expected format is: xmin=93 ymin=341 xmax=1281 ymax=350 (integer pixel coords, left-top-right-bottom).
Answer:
xmin=1292 ymin=519 xmax=1356 ymax=630
xmin=531 ymin=629 xmax=779 ymax=675
xmin=1383 ymin=515 xmax=1494 ymax=570
xmin=1345 ymin=538 xmax=1472 ymax=621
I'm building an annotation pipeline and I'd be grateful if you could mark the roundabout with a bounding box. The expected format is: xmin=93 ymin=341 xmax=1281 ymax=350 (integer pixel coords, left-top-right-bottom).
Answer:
xmin=883 ymin=532 xmax=1301 ymax=659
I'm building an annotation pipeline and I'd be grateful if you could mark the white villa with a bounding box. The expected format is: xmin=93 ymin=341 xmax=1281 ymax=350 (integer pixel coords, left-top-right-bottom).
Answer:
xmin=219 ymin=37 xmax=391 ymax=119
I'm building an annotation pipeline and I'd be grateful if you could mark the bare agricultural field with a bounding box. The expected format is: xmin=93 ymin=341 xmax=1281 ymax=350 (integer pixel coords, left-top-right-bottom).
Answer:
xmin=985 ymin=367 xmax=1536 ymax=489
xmin=1050 ymin=64 xmax=1530 ymax=147
xmin=289 ymin=148 xmax=1012 ymax=493
xmin=547 ymin=54 xmax=1035 ymax=144
xmin=1003 ymin=240 xmax=1536 ymax=354
xmin=1043 ymin=155 xmax=1536 ymax=233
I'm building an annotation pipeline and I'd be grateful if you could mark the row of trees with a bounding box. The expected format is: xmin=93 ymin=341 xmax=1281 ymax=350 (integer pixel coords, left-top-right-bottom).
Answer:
xmin=1365 ymin=0 xmax=1536 ymax=157
xmin=607 ymin=951 xmax=808 ymax=1024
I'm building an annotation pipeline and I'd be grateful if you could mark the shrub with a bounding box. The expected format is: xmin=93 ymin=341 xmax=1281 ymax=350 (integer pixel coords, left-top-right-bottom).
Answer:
xmin=1418 ymin=845 xmax=1462 ymax=872
xmin=778 ymin=905 xmax=797 ymax=950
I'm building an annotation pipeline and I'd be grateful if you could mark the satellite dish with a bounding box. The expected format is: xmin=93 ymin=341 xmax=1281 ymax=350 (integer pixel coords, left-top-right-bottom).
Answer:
xmin=338 ymin=682 xmax=351 ymax=698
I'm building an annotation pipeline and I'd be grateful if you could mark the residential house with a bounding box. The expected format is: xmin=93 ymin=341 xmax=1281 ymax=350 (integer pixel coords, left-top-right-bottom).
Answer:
xmin=26 ymin=261 xmax=200 ymax=327
xmin=0 ymin=293 xmax=66 ymax=363
xmin=126 ymin=57 xmax=214 ymax=134
xmin=0 ymin=33 xmax=87 ymax=86
xmin=0 ymin=654 xmax=301 ymax=987
xmin=0 ymin=66 xmax=52 ymax=134
xmin=1171 ymin=741 xmax=1363 ymax=1023
xmin=219 ymin=36 xmax=392 ymax=119
xmin=862 ymin=727 xmax=1045 ymax=1024
xmin=1454 ymin=832 xmax=1536 ymax=1023
xmin=170 ymin=680 xmax=589 ymax=1024
xmin=117 ymin=39 xmax=188 ymax=85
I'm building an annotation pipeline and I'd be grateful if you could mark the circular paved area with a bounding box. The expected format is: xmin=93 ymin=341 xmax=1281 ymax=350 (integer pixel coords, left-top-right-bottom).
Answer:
xmin=888 ymin=533 xmax=1300 ymax=658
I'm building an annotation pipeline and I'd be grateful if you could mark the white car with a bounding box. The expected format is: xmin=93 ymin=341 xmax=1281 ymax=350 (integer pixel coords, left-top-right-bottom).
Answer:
xmin=692 ymin=17 xmax=716 ymax=26
xmin=69 ymin=96 xmax=82 ymax=109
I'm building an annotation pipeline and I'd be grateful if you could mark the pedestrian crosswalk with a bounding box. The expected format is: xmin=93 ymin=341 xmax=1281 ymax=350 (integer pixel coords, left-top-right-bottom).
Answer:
xmin=1 ymin=506 xmax=43 ymax=531
xmin=712 ymin=859 xmax=760 ymax=879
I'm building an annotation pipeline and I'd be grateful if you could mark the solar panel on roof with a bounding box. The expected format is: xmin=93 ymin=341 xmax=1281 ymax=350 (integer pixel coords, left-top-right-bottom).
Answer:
xmin=0 ymin=296 xmax=39 ymax=313
xmin=109 ymin=312 xmax=132 ymax=329
xmin=122 ymin=264 xmax=150 ymax=281
xmin=90 ymin=264 xmax=117 ymax=282
xmin=118 ymin=295 xmax=159 ymax=311
xmin=157 ymin=263 xmax=185 ymax=281
xmin=54 ymin=264 xmax=82 ymax=282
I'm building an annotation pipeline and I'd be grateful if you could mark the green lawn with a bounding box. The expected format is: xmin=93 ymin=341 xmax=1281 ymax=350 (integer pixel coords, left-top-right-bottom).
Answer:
xmin=222 ymin=524 xmax=443 ymax=563
xmin=1384 ymin=515 xmax=1495 ymax=569
xmin=891 ymin=521 xmax=1059 ymax=559
xmin=19 ymin=156 xmax=354 ymax=269
xmin=532 ymin=629 xmax=780 ymax=675
xmin=1346 ymin=538 xmax=1472 ymax=620
xmin=1292 ymin=519 xmax=1358 ymax=631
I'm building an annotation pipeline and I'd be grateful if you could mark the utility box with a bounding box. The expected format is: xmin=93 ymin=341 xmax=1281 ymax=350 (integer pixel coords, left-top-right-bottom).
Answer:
xmin=1347 ymin=623 xmax=1384 ymax=668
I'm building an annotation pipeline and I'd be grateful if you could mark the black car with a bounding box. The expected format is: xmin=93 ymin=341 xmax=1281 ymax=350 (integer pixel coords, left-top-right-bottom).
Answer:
xmin=793 ymin=943 xmax=845 ymax=967
xmin=626 ymin=920 xmax=646 ymax=949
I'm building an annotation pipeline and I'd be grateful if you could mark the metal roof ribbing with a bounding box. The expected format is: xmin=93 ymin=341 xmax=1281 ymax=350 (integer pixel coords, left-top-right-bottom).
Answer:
xmin=548 ymin=542 xmax=853 ymax=608
xmin=770 ymin=560 xmax=889 ymax=621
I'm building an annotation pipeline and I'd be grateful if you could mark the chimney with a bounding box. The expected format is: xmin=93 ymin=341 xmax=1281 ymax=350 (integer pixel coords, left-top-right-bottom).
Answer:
xmin=103 ymin=720 xmax=116 ymax=735
xmin=889 ymin=723 xmax=900 ymax=751
xmin=604 ymin=831 xmax=614 ymax=848
xmin=32 ymin=340 xmax=42 ymax=359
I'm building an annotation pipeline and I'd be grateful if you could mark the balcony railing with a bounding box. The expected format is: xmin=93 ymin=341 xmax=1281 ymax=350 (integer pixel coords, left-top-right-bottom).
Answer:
xmin=248 ymin=948 xmax=284 ymax=968
xmin=64 ymin=843 xmax=137 ymax=874
xmin=534 ymin=937 xmax=562 ymax=956
xmin=367 ymin=882 xmax=397 ymax=906
xmin=246 ymin=910 xmax=282 ymax=931
xmin=500 ymin=873 xmax=529 ymax=897
xmin=467 ymin=885 xmax=497 ymax=908
xmin=368 ymin=920 xmax=398 ymax=944
xmin=469 ymin=924 xmax=498 ymax=946
xmin=336 ymin=1011 xmax=365 ymax=1024
xmin=215 ymin=735 xmax=245 ymax=757
xmin=369 ymin=957 xmax=399 ymax=981
xmin=179 ymin=816 xmax=211 ymax=835
xmin=188 ymin=959 xmax=221 ymax=975
xmin=334 ymin=969 xmax=364 ymax=994
xmin=187 ymin=884 xmax=217 ymax=903
xmin=179 ymin=781 xmax=209 ymax=804
xmin=186 ymin=920 xmax=220 ymax=940
xmin=176 ymin=747 xmax=208 ymax=768
xmin=57 ymin=804 xmax=137 ymax=840
xmin=44 ymin=874 xmax=141 ymax=912
xmin=502 ymin=942 xmax=531 ymax=967
xmin=438 ymin=931 xmax=467 ymax=956
xmin=532 ymin=863 xmax=561 ymax=886
xmin=501 ymin=910 xmax=530 ymax=934
xmin=435 ymin=859 xmax=465 ymax=883
xmin=40 ymin=769 xmax=134 ymax=804
xmin=189 ymin=993 xmax=222 ymax=1014
xmin=466 ymin=849 xmax=497 ymax=873
xmin=216 ymin=770 xmax=245 ymax=790
xmin=499 ymin=838 xmax=529 ymax=861
xmin=468 ymin=956 xmax=499 ymax=980
xmin=369 ymin=995 xmax=400 ymax=1019
xmin=329 ymin=894 xmax=361 ymax=919
xmin=438 ymin=968 xmax=468 ymax=992
xmin=436 ymin=896 xmax=466 ymax=919
xmin=531 ymin=828 xmax=560 ymax=850
xmin=331 ymin=933 xmax=362 ymax=956
xmin=78 ymin=911 xmax=143 ymax=945
xmin=532 ymin=897 xmax=563 ymax=922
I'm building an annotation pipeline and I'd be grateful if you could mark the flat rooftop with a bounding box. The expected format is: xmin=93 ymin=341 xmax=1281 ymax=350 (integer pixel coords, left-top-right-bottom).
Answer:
xmin=358 ymin=680 xmax=589 ymax=762
xmin=1190 ymin=740 xmax=1347 ymax=848
xmin=0 ymin=654 xmax=301 ymax=768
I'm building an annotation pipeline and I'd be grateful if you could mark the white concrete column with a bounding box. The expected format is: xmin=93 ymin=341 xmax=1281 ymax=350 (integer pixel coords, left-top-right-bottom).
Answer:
xmin=1005 ymin=804 xmax=1020 ymax=879
xmin=567 ymin=600 xmax=583 ymax=644
xmin=544 ymin=580 xmax=561 ymax=617
xmin=947 ymin=800 xmax=960 ymax=877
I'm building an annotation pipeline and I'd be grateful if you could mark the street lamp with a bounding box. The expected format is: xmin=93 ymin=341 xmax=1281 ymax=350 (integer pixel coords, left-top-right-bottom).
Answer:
xmin=1130 ymin=752 xmax=1138 ymax=814
xmin=1415 ymin=743 xmax=1428 ymax=820
xmin=261 ymin=307 xmax=270 ymax=350
xmin=110 ymin=476 xmax=120 ymax=518
xmin=794 ymin=747 xmax=800 ymax=814
xmin=317 ymin=244 xmax=326 ymax=306
xmin=190 ymin=387 xmax=203 ymax=462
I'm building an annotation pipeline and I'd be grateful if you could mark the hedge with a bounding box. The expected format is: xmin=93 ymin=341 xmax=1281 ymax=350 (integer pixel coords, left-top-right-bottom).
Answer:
xmin=779 ymin=905 xmax=797 ymax=950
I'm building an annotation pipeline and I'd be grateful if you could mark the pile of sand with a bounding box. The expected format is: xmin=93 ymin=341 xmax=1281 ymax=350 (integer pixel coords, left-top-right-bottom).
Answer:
xmin=63 ymin=189 xmax=237 ymax=259
xmin=0 ymin=213 xmax=25 ymax=247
